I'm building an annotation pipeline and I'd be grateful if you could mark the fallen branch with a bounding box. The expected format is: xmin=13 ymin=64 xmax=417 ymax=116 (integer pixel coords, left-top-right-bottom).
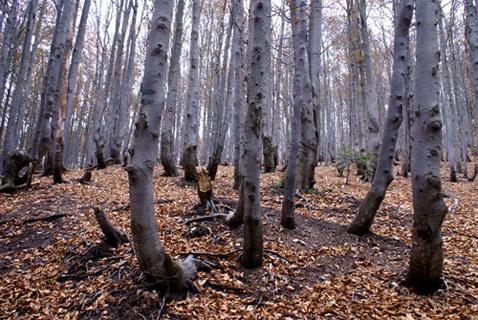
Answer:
xmin=24 ymin=213 xmax=67 ymax=224
xmin=180 ymin=213 xmax=228 ymax=225
xmin=264 ymin=249 xmax=292 ymax=263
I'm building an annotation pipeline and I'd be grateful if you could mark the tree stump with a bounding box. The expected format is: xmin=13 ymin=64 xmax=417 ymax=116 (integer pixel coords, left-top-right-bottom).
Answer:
xmin=0 ymin=151 xmax=33 ymax=193
xmin=198 ymin=168 xmax=216 ymax=213
xmin=93 ymin=207 xmax=129 ymax=247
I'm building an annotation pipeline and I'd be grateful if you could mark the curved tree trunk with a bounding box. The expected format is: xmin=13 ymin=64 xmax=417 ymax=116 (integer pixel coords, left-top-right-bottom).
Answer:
xmin=405 ymin=0 xmax=447 ymax=294
xmin=127 ymin=0 xmax=200 ymax=292
xmin=348 ymin=0 xmax=414 ymax=236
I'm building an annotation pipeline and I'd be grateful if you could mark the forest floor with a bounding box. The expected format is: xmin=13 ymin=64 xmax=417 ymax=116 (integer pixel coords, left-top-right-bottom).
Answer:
xmin=0 ymin=164 xmax=477 ymax=319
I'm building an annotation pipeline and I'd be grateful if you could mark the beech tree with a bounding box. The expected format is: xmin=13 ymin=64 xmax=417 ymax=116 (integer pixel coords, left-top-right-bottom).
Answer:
xmin=405 ymin=0 xmax=448 ymax=294
xmin=126 ymin=0 xmax=203 ymax=291
xmin=160 ymin=0 xmax=184 ymax=177
xmin=348 ymin=0 xmax=414 ymax=236
xmin=181 ymin=0 xmax=203 ymax=184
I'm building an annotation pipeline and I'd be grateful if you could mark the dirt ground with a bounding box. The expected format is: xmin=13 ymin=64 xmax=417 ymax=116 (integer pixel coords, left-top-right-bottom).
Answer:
xmin=0 ymin=164 xmax=476 ymax=319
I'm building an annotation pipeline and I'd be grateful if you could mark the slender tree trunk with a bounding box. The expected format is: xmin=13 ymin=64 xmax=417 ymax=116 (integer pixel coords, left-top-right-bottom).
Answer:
xmin=1 ymin=0 xmax=35 ymax=171
xmin=348 ymin=0 xmax=413 ymax=236
xmin=232 ymin=0 xmax=244 ymax=189
xmin=406 ymin=0 xmax=447 ymax=294
xmin=281 ymin=0 xmax=308 ymax=230
xmin=160 ymin=0 xmax=184 ymax=177
xmin=52 ymin=0 xmax=76 ymax=183
xmin=63 ymin=0 xmax=92 ymax=163
xmin=181 ymin=0 xmax=203 ymax=183
xmin=308 ymin=0 xmax=322 ymax=164
xmin=30 ymin=0 xmax=72 ymax=163
xmin=261 ymin=0 xmax=276 ymax=173
xmin=358 ymin=0 xmax=381 ymax=179
xmin=110 ymin=0 xmax=132 ymax=163
xmin=0 ymin=0 xmax=18 ymax=112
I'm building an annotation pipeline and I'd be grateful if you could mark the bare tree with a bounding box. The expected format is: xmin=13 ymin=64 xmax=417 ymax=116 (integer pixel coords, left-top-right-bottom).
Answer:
xmin=181 ymin=0 xmax=203 ymax=183
xmin=405 ymin=0 xmax=448 ymax=294
xmin=348 ymin=0 xmax=414 ymax=236
xmin=161 ymin=0 xmax=185 ymax=177
xmin=127 ymin=0 xmax=202 ymax=292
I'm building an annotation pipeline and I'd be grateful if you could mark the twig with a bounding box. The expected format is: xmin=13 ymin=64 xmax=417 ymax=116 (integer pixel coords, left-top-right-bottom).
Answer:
xmin=264 ymin=249 xmax=292 ymax=263
xmin=156 ymin=295 xmax=167 ymax=320
xmin=180 ymin=213 xmax=228 ymax=225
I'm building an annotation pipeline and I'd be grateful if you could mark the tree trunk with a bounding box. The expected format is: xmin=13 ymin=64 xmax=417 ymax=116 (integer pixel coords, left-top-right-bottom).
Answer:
xmin=127 ymin=0 xmax=200 ymax=292
xmin=348 ymin=0 xmax=413 ymax=236
xmin=181 ymin=0 xmax=203 ymax=184
xmin=406 ymin=0 xmax=448 ymax=294
xmin=281 ymin=0 xmax=308 ymax=230
xmin=239 ymin=0 xmax=267 ymax=269
xmin=308 ymin=0 xmax=322 ymax=164
xmin=358 ymin=0 xmax=381 ymax=179
xmin=160 ymin=0 xmax=184 ymax=177
xmin=63 ymin=0 xmax=92 ymax=163
xmin=295 ymin=1 xmax=318 ymax=191
xmin=1 ymin=0 xmax=35 ymax=170
xmin=232 ymin=0 xmax=244 ymax=189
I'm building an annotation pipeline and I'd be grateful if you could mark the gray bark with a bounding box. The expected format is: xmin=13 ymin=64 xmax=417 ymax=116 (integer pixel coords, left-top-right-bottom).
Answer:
xmin=110 ymin=0 xmax=132 ymax=163
xmin=181 ymin=0 xmax=203 ymax=183
xmin=406 ymin=0 xmax=447 ymax=294
xmin=296 ymin=0 xmax=317 ymax=190
xmin=358 ymin=0 xmax=381 ymax=179
xmin=160 ymin=0 xmax=184 ymax=177
xmin=30 ymin=0 xmax=73 ymax=162
xmin=2 ymin=0 xmax=36 ymax=170
xmin=232 ymin=0 xmax=244 ymax=189
xmin=63 ymin=0 xmax=92 ymax=163
xmin=281 ymin=0 xmax=308 ymax=230
xmin=308 ymin=0 xmax=322 ymax=163
xmin=127 ymin=0 xmax=200 ymax=292
xmin=348 ymin=0 xmax=413 ymax=236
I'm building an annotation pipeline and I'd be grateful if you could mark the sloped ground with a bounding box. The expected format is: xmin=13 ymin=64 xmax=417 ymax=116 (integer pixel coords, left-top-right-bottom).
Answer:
xmin=0 ymin=164 xmax=476 ymax=319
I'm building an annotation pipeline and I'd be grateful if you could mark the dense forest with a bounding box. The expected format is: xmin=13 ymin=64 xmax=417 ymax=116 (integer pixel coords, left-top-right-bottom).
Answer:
xmin=0 ymin=0 xmax=477 ymax=318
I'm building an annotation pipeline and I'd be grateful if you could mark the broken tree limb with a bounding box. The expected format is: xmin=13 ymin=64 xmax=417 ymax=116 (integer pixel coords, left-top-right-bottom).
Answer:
xmin=93 ymin=207 xmax=129 ymax=247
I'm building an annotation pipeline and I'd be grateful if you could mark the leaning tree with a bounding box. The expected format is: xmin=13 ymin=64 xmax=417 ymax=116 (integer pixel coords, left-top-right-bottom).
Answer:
xmin=348 ymin=0 xmax=414 ymax=236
